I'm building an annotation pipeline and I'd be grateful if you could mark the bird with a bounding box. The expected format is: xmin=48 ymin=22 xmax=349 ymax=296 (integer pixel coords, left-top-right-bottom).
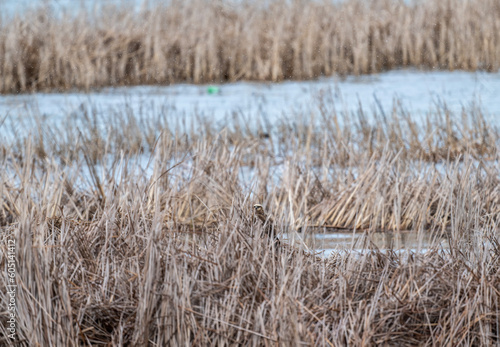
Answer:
xmin=253 ymin=204 xmax=280 ymax=246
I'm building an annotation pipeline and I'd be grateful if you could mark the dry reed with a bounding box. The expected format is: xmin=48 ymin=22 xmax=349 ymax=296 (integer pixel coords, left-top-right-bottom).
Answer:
xmin=1 ymin=0 xmax=500 ymax=93
xmin=1 ymin=95 xmax=500 ymax=345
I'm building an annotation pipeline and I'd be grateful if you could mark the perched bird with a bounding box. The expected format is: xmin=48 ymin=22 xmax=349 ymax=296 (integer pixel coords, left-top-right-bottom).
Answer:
xmin=253 ymin=204 xmax=279 ymax=246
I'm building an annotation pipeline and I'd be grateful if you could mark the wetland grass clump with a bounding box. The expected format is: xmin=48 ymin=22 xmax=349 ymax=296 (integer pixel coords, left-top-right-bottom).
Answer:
xmin=1 ymin=0 xmax=500 ymax=93
xmin=1 ymin=99 xmax=500 ymax=345
xmin=1 ymin=147 xmax=499 ymax=345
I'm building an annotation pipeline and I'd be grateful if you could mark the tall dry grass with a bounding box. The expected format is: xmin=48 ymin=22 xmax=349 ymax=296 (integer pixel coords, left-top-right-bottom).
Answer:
xmin=1 ymin=96 xmax=500 ymax=345
xmin=1 ymin=97 xmax=499 ymax=231
xmin=1 ymin=0 xmax=500 ymax=93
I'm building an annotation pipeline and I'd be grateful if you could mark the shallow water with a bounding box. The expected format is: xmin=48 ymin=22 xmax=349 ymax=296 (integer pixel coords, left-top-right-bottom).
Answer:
xmin=1 ymin=70 xmax=499 ymax=138
xmin=285 ymin=229 xmax=449 ymax=257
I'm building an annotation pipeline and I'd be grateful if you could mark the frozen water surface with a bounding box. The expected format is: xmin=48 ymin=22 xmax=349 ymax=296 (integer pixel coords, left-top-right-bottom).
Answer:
xmin=1 ymin=70 xmax=500 ymax=136
xmin=284 ymin=229 xmax=450 ymax=257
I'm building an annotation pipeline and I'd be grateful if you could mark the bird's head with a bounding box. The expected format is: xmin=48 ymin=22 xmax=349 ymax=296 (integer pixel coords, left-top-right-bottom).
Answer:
xmin=253 ymin=204 xmax=264 ymax=213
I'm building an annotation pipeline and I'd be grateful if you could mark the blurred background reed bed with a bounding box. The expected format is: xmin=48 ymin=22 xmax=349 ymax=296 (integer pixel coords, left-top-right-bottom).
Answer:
xmin=1 ymin=0 xmax=500 ymax=93
xmin=1 ymin=97 xmax=500 ymax=344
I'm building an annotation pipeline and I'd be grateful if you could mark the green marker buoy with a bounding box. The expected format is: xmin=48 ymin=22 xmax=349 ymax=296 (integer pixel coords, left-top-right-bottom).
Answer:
xmin=207 ymin=85 xmax=220 ymax=94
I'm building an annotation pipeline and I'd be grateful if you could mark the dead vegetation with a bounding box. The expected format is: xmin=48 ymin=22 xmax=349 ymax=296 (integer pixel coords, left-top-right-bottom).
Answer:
xmin=1 ymin=0 xmax=500 ymax=93
xmin=1 ymin=96 xmax=500 ymax=345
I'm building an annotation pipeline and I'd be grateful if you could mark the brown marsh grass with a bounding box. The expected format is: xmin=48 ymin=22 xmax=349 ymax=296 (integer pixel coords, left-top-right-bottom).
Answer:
xmin=1 ymin=96 xmax=500 ymax=345
xmin=1 ymin=97 xmax=499 ymax=231
xmin=1 ymin=0 xmax=500 ymax=93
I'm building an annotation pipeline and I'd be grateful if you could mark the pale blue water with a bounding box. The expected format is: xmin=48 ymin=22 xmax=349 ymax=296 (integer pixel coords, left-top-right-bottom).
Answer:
xmin=1 ymin=70 xmax=499 ymax=138
xmin=285 ymin=229 xmax=449 ymax=257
